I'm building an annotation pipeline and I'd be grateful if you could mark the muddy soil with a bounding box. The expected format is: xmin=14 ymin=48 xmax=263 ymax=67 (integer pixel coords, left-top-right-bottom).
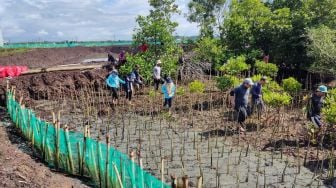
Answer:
xmin=0 ymin=107 xmax=92 ymax=188
xmin=25 ymin=78 xmax=334 ymax=187
xmin=0 ymin=46 xmax=131 ymax=68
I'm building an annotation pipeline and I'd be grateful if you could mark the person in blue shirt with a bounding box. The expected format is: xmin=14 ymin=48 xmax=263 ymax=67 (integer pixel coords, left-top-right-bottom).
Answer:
xmin=161 ymin=77 xmax=176 ymax=112
xmin=251 ymin=76 xmax=267 ymax=116
xmin=106 ymin=69 xmax=125 ymax=104
xmin=230 ymin=78 xmax=254 ymax=132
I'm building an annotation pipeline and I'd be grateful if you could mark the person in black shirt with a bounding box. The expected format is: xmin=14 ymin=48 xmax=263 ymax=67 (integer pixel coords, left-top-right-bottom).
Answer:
xmin=307 ymin=85 xmax=328 ymax=128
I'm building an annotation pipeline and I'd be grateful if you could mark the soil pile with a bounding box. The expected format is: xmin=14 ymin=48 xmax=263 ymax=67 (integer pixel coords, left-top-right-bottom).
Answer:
xmin=0 ymin=46 xmax=131 ymax=68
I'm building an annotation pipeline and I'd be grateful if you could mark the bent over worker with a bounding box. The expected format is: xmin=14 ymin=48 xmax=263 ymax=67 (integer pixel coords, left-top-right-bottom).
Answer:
xmin=307 ymin=85 xmax=328 ymax=128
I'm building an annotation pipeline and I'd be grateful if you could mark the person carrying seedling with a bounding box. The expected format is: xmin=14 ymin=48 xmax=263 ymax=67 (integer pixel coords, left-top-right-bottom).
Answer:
xmin=162 ymin=77 xmax=176 ymax=113
xmin=153 ymin=60 xmax=162 ymax=91
xmin=124 ymin=73 xmax=134 ymax=105
xmin=251 ymin=76 xmax=267 ymax=117
xmin=230 ymin=78 xmax=254 ymax=133
xmin=106 ymin=69 xmax=125 ymax=105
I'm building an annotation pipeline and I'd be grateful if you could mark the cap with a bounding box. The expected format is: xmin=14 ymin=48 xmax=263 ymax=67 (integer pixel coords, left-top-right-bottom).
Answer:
xmin=243 ymin=78 xmax=254 ymax=86
xmin=166 ymin=77 xmax=173 ymax=83
xmin=317 ymin=85 xmax=328 ymax=93
xmin=156 ymin=60 xmax=162 ymax=65
xmin=261 ymin=76 xmax=267 ymax=80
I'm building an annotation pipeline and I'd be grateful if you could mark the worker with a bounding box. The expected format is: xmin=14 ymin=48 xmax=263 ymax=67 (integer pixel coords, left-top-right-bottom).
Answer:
xmin=124 ymin=73 xmax=134 ymax=105
xmin=251 ymin=76 xmax=267 ymax=116
xmin=118 ymin=50 xmax=127 ymax=66
xmin=230 ymin=78 xmax=254 ymax=132
xmin=131 ymin=65 xmax=143 ymax=93
xmin=106 ymin=70 xmax=125 ymax=105
xmin=162 ymin=77 xmax=176 ymax=113
xmin=153 ymin=60 xmax=162 ymax=91
xmin=307 ymin=85 xmax=328 ymax=129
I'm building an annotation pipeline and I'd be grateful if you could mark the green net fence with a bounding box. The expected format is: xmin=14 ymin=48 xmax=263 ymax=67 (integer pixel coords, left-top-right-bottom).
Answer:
xmin=1 ymin=41 xmax=133 ymax=49
xmin=6 ymin=91 xmax=170 ymax=188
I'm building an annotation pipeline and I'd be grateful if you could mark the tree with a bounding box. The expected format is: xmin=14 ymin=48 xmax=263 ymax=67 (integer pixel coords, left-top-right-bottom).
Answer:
xmin=307 ymin=26 xmax=336 ymax=75
xmin=188 ymin=0 xmax=227 ymax=38
xmin=221 ymin=0 xmax=291 ymax=61
xmin=129 ymin=0 xmax=181 ymax=79
xmin=268 ymin=0 xmax=336 ymax=70
xmin=193 ymin=37 xmax=225 ymax=70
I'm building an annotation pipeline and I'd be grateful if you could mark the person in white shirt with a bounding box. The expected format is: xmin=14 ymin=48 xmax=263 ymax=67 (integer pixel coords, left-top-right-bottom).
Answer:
xmin=153 ymin=60 xmax=162 ymax=90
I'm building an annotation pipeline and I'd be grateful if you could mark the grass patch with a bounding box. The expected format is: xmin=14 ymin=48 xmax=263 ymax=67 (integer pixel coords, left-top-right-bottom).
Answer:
xmin=0 ymin=48 xmax=31 ymax=57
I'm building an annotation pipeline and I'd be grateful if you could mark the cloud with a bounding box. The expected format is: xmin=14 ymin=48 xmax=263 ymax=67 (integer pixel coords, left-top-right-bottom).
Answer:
xmin=57 ymin=31 xmax=64 ymax=37
xmin=38 ymin=29 xmax=48 ymax=36
xmin=0 ymin=0 xmax=199 ymax=42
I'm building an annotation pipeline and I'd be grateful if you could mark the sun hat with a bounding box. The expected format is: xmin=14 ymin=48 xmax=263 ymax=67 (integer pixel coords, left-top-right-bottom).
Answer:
xmin=243 ymin=78 xmax=254 ymax=86
xmin=156 ymin=60 xmax=162 ymax=65
xmin=317 ymin=85 xmax=328 ymax=93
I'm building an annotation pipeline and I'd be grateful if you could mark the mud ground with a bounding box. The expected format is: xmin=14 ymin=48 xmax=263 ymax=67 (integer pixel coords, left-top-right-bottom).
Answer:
xmin=0 ymin=107 xmax=92 ymax=188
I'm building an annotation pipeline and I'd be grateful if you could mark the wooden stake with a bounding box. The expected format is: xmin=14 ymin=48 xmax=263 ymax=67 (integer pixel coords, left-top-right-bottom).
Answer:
xmin=197 ymin=176 xmax=203 ymax=188
xmin=112 ymin=162 xmax=124 ymax=188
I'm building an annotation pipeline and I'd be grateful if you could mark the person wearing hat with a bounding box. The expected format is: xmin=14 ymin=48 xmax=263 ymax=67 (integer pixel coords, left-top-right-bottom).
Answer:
xmin=161 ymin=77 xmax=176 ymax=112
xmin=251 ymin=76 xmax=267 ymax=117
xmin=230 ymin=78 xmax=254 ymax=132
xmin=307 ymin=85 xmax=328 ymax=128
xmin=153 ymin=60 xmax=162 ymax=91
xmin=106 ymin=69 xmax=125 ymax=104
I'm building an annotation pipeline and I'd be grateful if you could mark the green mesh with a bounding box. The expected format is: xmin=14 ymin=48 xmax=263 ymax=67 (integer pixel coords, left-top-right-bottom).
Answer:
xmin=6 ymin=92 xmax=170 ymax=188
xmin=1 ymin=41 xmax=133 ymax=49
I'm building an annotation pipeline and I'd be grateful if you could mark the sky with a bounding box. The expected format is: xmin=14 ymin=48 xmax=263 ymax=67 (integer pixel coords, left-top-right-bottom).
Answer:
xmin=0 ymin=0 xmax=199 ymax=43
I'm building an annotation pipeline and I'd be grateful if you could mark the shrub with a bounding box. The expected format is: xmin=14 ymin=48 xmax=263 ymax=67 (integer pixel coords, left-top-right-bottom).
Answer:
xmin=323 ymin=88 xmax=336 ymax=124
xmin=216 ymin=75 xmax=240 ymax=91
xmin=263 ymin=92 xmax=292 ymax=107
xmin=176 ymin=87 xmax=185 ymax=96
xmin=219 ymin=55 xmax=250 ymax=75
xmin=282 ymin=77 xmax=302 ymax=94
xmin=254 ymin=61 xmax=278 ymax=77
xmin=189 ymin=80 xmax=205 ymax=94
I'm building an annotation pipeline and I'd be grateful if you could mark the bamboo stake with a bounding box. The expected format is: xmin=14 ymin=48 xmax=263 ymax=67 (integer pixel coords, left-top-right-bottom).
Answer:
xmin=64 ymin=125 xmax=74 ymax=174
xmin=112 ymin=162 xmax=124 ymax=188
xmin=105 ymin=135 xmax=110 ymax=188
xmin=161 ymin=158 xmax=165 ymax=183
xmin=197 ymin=176 xmax=203 ymax=188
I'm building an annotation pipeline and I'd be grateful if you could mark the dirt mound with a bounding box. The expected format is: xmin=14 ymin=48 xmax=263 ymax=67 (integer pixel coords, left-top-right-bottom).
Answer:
xmin=0 ymin=69 xmax=108 ymax=104
xmin=0 ymin=46 xmax=131 ymax=69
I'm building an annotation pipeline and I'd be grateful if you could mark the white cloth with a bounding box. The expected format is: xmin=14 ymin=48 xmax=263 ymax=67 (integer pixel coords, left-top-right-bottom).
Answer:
xmin=153 ymin=65 xmax=161 ymax=79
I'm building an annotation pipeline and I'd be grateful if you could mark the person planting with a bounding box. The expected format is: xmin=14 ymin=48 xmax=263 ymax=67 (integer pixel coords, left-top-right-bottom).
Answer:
xmin=162 ymin=77 xmax=176 ymax=113
xmin=230 ymin=78 xmax=254 ymax=132
xmin=106 ymin=69 xmax=125 ymax=105
xmin=251 ymin=76 xmax=267 ymax=115
xmin=307 ymin=85 xmax=328 ymax=129
xmin=153 ymin=60 xmax=162 ymax=91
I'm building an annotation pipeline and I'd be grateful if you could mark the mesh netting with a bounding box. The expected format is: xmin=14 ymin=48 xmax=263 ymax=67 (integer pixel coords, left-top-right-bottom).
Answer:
xmin=1 ymin=41 xmax=133 ymax=49
xmin=6 ymin=92 xmax=169 ymax=188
